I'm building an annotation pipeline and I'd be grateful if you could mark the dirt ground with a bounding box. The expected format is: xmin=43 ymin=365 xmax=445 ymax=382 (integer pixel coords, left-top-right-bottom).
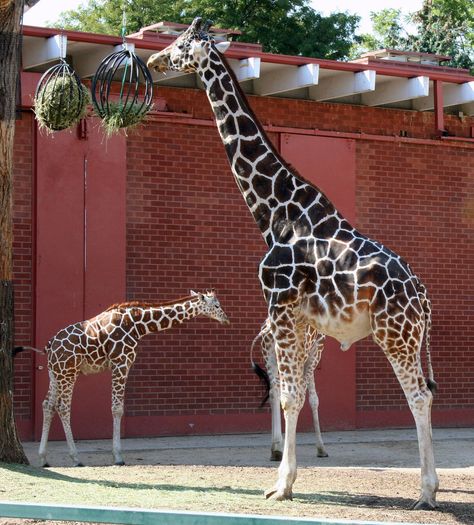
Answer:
xmin=0 ymin=428 xmax=473 ymax=525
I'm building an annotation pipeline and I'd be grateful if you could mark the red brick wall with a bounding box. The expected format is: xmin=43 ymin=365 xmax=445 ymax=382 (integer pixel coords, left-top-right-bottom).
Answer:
xmin=125 ymin=120 xmax=270 ymax=417
xmin=12 ymin=86 xmax=474 ymax=434
xmin=355 ymin=141 xmax=474 ymax=413
xmin=12 ymin=112 xmax=34 ymax=428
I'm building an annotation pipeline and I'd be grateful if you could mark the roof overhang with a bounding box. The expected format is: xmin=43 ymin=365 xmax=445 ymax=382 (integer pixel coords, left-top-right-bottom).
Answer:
xmin=21 ymin=25 xmax=474 ymax=117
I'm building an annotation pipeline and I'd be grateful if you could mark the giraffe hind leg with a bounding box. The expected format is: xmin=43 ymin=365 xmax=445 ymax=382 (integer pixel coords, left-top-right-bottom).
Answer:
xmin=375 ymin=324 xmax=438 ymax=509
xmin=38 ymin=379 xmax=58 ymax=467
xmin=56 ymin=373 xmax=82 ymax=466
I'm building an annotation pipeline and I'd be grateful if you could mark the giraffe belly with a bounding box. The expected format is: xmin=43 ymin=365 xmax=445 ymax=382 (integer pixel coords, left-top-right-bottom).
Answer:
xmin=310 ymin=309 xmax=372 ymax=348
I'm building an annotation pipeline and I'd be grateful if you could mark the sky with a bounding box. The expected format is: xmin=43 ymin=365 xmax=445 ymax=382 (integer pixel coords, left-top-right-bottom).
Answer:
xmin=24 ymin=0 xmax=424 ymax=34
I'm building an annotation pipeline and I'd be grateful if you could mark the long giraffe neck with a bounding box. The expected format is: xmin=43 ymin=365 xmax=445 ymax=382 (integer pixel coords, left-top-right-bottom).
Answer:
xmin=198 ymin=47 xmax=336 ymax=246
xmin=126 ymin=299 xmax=201 ymax=338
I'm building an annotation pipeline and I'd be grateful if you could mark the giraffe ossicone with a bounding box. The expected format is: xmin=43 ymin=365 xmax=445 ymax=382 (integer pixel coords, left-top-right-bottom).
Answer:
xmin=147 ymin=18 xmax=438 ymax=510
xmin=37 ymin=290 xmax=229 ymax=467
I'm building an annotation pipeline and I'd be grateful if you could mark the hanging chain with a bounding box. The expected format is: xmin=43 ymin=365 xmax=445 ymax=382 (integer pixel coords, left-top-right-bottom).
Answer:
xmin=59 ymin=28 xmax=67 ymax=63
xmin=121 ymin=0 xmax=127 ymax=48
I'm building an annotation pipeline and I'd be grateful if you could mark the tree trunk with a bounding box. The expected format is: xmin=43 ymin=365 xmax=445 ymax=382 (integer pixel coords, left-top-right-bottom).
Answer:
xmin=0 ymin=0 xmax=29 ymax=464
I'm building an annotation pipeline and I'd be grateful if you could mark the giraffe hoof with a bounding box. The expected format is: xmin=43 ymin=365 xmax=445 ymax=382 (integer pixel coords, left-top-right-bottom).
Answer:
xmin=270 ymin=450 xmax=282 ymax=462
xmin=74 ymin=462 xmax=84 ymax=467
xmin=317 ymin=449 xmax=329 ymax=458
xmin=114 ymin=460 xmax=125 ymax=466
xmin=412 ymin=499 xmax=437 ymax=511
xmin=41 ymin=462 xmax=51 ymax=468
xmin=264 ymin=486 xmax=293 ymax=501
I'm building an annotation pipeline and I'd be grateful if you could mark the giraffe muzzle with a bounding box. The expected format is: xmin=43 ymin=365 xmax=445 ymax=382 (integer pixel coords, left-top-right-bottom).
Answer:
xmin=147 ymin=53 xmax=169 ymax=73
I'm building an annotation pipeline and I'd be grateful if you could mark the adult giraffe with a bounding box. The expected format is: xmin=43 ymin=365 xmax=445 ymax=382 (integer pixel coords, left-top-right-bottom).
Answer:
xmin=147 ymin=19 xmax=438 ymax=509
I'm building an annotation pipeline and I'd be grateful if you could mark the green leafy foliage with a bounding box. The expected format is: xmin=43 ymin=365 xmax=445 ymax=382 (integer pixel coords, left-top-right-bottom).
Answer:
xmin=352 ymin=0 xmax=473 ymax=71
xmin=409 ymin=0 xmax=474 ymax=70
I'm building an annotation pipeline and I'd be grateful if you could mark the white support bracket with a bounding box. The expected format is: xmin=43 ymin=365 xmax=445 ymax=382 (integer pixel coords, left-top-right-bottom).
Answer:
xmin=361 ymin=76 xmax=429 ymax=106
xmin=309 ymin=70 xmax=375 ymax=101
xmin=254 ymin=64 xmax=319 ymax=96
xmin=22 ymin=34 xmax=67 ymax=69
xmin=413 ymin=81 xmax=474 ymax=111
xmin=232 ymin=57 xmax=261 ymax=82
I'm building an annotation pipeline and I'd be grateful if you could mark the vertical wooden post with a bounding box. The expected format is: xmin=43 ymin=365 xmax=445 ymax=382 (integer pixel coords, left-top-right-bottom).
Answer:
xmin=0 ymin=0 xmax=29 ymax=464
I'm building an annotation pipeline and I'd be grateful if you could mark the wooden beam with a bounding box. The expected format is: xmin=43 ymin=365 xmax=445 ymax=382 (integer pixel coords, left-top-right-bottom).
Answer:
xmin=361 ymin=76 xmax=429 ymax=106
xmin=413 ymin=81 xmax=474 ymax=111
xmin=254 ymin=64 xmax=319 ymax=96
xmin=309 ymin=70 xmax=375 ymax=101
xmin=22 ymin=34 xmax=67 ymax=69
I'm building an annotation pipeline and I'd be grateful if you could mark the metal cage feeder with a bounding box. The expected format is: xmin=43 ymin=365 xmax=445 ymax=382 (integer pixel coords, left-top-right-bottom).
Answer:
xmin=91 ymin=47 xmax=153 ymax=134
xmin=34 ymin=60 xmax=89 ymax=132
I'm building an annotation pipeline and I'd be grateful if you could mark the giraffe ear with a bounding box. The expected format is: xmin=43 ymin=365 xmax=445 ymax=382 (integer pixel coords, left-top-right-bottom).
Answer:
xmin=190 ymin=290 xmax=197 ymax=296
xmin=215 ymin=41 xmax=230 ymax=54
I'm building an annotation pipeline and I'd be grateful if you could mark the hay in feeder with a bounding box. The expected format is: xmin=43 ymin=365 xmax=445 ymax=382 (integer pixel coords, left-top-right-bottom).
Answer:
xmin=34 ymin=74 xmax=90 ymax=133
xmin=91 ymin=47 xmax=153 ymax=136
xmin=100 ymin=100 xmax=149 ymax=136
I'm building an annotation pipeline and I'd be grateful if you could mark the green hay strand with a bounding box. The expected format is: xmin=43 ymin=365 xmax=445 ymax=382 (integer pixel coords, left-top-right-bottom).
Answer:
xmin=34 ymin=75 xmax=90 ymax=133
xmin=99 ymin=100 xmax=149 ymax=136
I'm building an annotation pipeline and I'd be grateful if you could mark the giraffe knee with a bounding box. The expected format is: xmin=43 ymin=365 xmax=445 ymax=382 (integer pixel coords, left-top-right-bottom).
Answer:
xmin=280 ymin=391 xmax=304 ymax=412
xmin=112 ymin=406 xmax=124 ymax=418
xmin=410 ymin=388 xmax=433 ymax=414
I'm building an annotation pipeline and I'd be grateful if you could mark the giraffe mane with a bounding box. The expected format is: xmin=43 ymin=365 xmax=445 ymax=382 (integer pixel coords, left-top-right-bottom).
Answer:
xmin=217 ymin=49 xmax=335 ymax=205
xmin=105 ymin=295 xmax=198 ymax=312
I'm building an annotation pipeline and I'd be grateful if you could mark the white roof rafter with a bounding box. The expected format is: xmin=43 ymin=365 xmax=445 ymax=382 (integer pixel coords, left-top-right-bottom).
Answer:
xmin=413 ymin=81 xmax=474 ymax=111
xmin=231 ymin=57 xmax=261 ymax=82
xmin=309 ymin=70 xmax=375 ymax=101
xmin=361 ymin=76 xmax=429 ymax=106
xmin=22 ymin=34 xmax=67 ymax=69
xmin=254 ymin=64 xmax=319 ymax=96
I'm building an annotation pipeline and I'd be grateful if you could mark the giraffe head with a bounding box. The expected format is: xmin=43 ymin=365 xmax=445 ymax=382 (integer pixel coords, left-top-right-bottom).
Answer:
xmin=147 ymin=17 xmax=230 ymax=73
xmin=191 ymin=289 xmax=230 ymax=325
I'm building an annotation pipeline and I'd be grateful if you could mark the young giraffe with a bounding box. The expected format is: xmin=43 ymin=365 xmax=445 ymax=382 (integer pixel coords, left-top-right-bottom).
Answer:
xmin=252 ymin=319 xmax=327 ymax=461
xmin=147 ymin=19 xmax=438 ymax=509
xmin=34 ymin=290 xmax=229 ymax=467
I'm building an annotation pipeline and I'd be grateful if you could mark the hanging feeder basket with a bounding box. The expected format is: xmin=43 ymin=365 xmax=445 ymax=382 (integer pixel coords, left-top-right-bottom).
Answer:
xmin=34 ymin=60 xmax=90 ymax=132
xmin=91 ymin=47 xmax=153 ymax=136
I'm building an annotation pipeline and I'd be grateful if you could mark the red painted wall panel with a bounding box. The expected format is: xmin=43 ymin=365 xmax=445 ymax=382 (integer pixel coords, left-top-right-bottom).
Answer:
xmin=280 ymin=134 xmax=357 ymax=430
xmin=34 ymin=121 xmax=126 ymax=441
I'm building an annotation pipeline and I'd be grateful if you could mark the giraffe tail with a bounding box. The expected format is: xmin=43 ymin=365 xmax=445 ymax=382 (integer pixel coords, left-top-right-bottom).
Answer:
xmin=13 ymin=345 xmax=45 ymax=357
xmin=250 ymin=323 xmax=271 ymax=407
xmin=419 ymin=285 xmax=437 ymax=394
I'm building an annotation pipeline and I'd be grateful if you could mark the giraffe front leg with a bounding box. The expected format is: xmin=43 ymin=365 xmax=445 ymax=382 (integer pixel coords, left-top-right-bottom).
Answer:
xmin=264 ymin=306 xmax=305 ymax=501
